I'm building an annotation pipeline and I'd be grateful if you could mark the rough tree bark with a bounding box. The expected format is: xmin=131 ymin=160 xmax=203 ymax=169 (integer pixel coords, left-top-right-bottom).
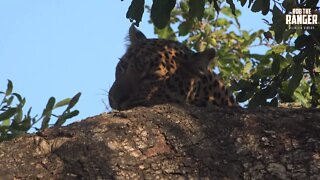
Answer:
xmin=0 ymin=104 xmax=319 ymax=179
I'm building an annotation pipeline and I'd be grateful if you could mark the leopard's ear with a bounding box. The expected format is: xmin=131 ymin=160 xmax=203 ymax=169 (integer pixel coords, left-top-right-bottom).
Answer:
xmin=182 ymin=48 xmax=215 ymax=75
xmin=190 ymin=48 xmax=216 ymax=74
xmin=129 ymin=24 xmax=147 ymax=44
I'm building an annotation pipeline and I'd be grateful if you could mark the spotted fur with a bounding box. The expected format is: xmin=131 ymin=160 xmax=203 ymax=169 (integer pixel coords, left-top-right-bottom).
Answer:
xmin=109 ymin=25 xmax=237 ymax=110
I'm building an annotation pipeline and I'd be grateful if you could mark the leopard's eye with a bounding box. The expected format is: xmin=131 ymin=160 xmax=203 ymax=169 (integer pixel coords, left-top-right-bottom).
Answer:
xmin=144 ymin=73 xmax=159 ymax=80
xmin=115 ymin=60 xmax=128 ymax=78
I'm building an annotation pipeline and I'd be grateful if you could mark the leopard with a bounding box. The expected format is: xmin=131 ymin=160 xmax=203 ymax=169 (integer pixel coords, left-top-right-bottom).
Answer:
xmin=108 ymin=25 xmax=237 ymax=110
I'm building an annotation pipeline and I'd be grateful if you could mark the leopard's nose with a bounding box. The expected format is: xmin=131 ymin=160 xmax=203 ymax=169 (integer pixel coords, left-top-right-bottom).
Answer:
xmin=108 ymin=94 xmax=118 ymax=110
xmin=108 ymin=82 xmax=130 ymax=110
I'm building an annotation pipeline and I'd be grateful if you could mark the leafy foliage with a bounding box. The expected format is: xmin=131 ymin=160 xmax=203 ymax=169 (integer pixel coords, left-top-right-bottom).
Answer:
xmin=151 ymin=0 xmax=176 ymax=28
xmin=126 ymin=0 xmax=145 ymax=26
xmin=0 ymin=80 xmax=81 ymax=141
xmin=124 ymin=0 xmax=320 ymax=108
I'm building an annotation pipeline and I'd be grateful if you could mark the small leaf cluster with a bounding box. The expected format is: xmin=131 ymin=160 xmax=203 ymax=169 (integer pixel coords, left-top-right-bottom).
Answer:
xmin=126 ymin=0 xmax=176 ymax=28
xmin=0 ymin=80 xmax=81 ymax=141
xmin=235 ymin=0 xmax=320 ymax=107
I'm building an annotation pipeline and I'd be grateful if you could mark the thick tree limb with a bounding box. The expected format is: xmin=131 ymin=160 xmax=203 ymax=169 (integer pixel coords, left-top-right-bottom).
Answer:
xmin=0 ymin=104 xmax=319 ymax=179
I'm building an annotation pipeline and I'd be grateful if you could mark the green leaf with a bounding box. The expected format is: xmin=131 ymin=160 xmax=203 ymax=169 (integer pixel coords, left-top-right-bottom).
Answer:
xmin=263 ymin=83 xmax=279 ymax=99
xmin=5 ymin=80 xmax=13 ymax=96
xmin=126 ymin=0 xmax=145 ymax=26
xmin=236 ymin=91 xmax=247 ymax=102
xmin=288 ymin=64 xmax=303 ymax=95
xmin=251 ymin=0 xmax=262 ymax=12
xmin=226 ymin=0 xmax=236 ymax=16
xmin=293 ymin=50 xmax=307 ymax=64
xmin=268 ymin=44 xmax=287 ymax=54
xmin=248 ymin=91 xmax=266 ymax=108
xmin=40 ymin=97 xmax=55 ymax=128
xmin=294 ymin=91 xmax=309 ymax=107
xmin=11 ymin=107 xmax=30 ymax=133
xmin=178 ymin=20 xmax=193 ymax=36
xmin=237 ymin=79 xmax=255 ymax=91
xmin=204 ymin=6 xmax=215 ymax=20
xmin=242 ymin=31 xmax=250 ymax=40
xmin=240 ymin=0 xmax=247 ymax=6
xmin=275 ymin=53 xmax=289 ymax=67
xmin=54 ymin=98 xmax=71 ymax=109
xmin=5 ymin=96 xmax=14 ymax=106
xmin=221 ymin=7 xmax=241 ymax=17
xmin=272 ymin=5 xmax=286 ymax=43
xmin=41 ymin=99 xmax=52 ymax=130
xmin=248 ymin=0 xmax=254 ymax=8
xmin=243 ymin=61 xmax=252 ymax=74
xmin=151 ymin=0 xmax=176 ymax=29
xmin=236 ymin=90 xmax=255 ymax=103
xmin=65 ymin=92 xmax=81 ymax=112
xmin=21 ymin=117 xmax=31 ymax=131
xmin=249 ymin=53 xmax=272 ymax=65
xmin=11 ymin=116 xmax=31 ymax=131
xmin=282 ymin=29 xmax=296 ymax=41
xmin=155 ymin=25 xmax=176 ymax=40
xmin=282 ymin=0 xmax=296 ymax=12
xmin=305 ymin=52 xmax=316 ymax=72
xmin=216 ymin=18 xmax=229 ymax=26
xmin=41 ymin=115 xmax=51 ymax=130
xmin=12 ymin=107 xmax=23 ymax=124
xmin=0 ymin=108 xmax=17 ymax=121
xmin=269 ymin=97 xmax=278 ymax=107
xmin=55 ymin=110 xmax=79 ymax=127
xmin=294 ymin=34 xmax=308 ymax=49
xmin=12 ymin=93 xmax=23 ymax=102
xmin=180 ymin=1 xmax=188 ymax=12
xmin=43 ymin=97 xmax=55 ymax=115
xmin=26 ymin=107 xmax=32 ymax=118
xmin=1 ymin=119 xmax=10 ymax=127
xmin=213 ymin=0 xmax=220 ymax=12
xmin=208 ymin=34 xmax=217 ymax=46
xmin=306 ymin=0 xmax=319 ymax=8
xmin=262 ymin=0 xmax=270 ymax=15
xmin=245 ymin=31 xmax=263 ymax=46
xmin=272 ymin=55 xmax=280 ymax=74
xmin=188 ymin=0 xmax=205 ymax=20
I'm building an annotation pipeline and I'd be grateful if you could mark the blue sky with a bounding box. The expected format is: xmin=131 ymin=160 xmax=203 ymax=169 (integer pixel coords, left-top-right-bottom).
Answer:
xmin=0 ymin=0 xmax=268 ymax=126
